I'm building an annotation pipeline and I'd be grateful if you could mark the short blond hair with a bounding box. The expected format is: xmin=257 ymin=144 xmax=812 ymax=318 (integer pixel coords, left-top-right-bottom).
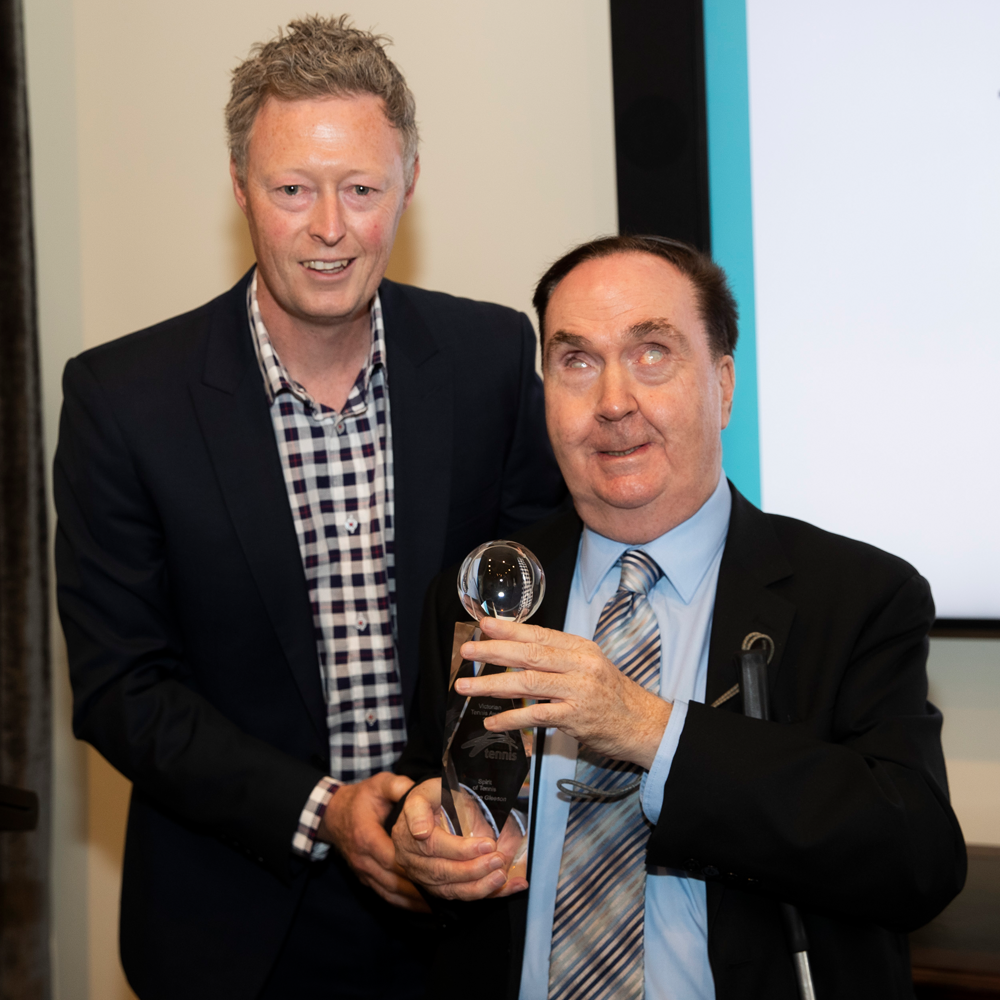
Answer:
xmin=226 ymin=14 xmax=418 ymax=184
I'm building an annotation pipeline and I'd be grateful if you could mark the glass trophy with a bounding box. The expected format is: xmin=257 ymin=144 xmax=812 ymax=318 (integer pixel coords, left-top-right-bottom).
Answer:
xmin=441 ymin=540 xmax=545 ymax=881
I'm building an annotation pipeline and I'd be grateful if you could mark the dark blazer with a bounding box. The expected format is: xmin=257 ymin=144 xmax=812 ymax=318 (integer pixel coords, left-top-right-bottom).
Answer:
xmin=399 ymin=485 xmax=966 ymax=1000
xmin=53 ymin=271 xmax=566 ymax=1000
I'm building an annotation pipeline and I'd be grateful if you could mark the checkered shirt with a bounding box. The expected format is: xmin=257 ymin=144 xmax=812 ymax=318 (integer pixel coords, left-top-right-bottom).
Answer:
xmin=247 ymin=273 xmax=407 ymax=859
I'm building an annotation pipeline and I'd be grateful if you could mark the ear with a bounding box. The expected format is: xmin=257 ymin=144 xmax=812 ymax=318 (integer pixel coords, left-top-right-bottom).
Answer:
xmin=402 ymin=155 xmax=420 ymax=209
xmin=718 ymin=354 xmax=736 ymax=430
xmin=230 ymin=158 xmax=249 ymax=216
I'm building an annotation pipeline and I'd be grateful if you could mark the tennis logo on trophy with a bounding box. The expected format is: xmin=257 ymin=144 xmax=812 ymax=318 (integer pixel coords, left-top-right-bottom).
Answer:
xmin=441 ymin=540 xmax=545 ymax=879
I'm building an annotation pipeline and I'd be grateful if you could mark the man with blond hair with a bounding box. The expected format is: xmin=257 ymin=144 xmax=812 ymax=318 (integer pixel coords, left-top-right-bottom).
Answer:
xmin=54 ymin=15 xmax=563 ymax=999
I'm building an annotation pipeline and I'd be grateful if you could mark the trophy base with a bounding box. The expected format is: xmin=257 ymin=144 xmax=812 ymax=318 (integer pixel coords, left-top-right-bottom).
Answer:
xmin=438 ymin=785 xmax=528 ymax=879
xmin=441 ymin=623 xmax=532 ymax=876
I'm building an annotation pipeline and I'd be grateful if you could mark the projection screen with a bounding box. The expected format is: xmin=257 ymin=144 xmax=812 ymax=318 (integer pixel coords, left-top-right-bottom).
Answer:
xmin=746 ymin=0 xmax=1000 ymax=620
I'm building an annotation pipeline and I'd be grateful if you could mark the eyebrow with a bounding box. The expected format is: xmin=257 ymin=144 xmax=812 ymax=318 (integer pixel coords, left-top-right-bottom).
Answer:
xmin=625 ymin=318 xmax=689 ymax=349
xmin=546 ymin=330 xmax=589 ymax=350
xmin=544 ymin=318 xmax=690 ymax=363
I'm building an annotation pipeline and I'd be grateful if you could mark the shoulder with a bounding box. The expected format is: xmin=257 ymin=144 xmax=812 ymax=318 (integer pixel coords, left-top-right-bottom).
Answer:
xmin=64 ymin=273 xmax=249 ymax=393
xmin=727 ymin=486 xmax=923 ymax=591
xmin=770 ymin=510 xmax=923 ymax=591
xmin=509 ymin=506 xmax=581 ymax=561
xmin=743 ymin=500 xmax=935 ymax=630
xmin=722 ymin=486 xmax=935 ymax=639
xmin=379 ymin=279 xmax=532 ymax=345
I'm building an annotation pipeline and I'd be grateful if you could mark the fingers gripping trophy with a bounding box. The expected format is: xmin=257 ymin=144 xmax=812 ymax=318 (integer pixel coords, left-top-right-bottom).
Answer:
xmin=441 ymin=541 xmax=545 ymax=880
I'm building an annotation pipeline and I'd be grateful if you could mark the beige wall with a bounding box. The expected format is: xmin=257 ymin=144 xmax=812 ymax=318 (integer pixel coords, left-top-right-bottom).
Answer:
xmin=23 ymin=0 xmax=89 ymax=997
xmin=24 ymin=1 xmax=616 ymax=997
xmin=927 ymin=639 xmax=1000 ymax=846
xmin=22 ymin=1 xmax=1000 ymax=997
xmin=66 ymin=0 xmax=618 ymax=348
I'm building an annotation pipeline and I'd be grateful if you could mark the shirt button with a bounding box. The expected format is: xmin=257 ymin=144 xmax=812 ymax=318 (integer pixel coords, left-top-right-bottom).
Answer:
xmin=354 ymin=614 xmax=368 ymax=631
xmin=335 ymin=419 xmax=345 ymax=434
xmin=344 ymin=516 xmax=359 ymax=533
xmin=365 ymin=709 xmax=377 ymax=726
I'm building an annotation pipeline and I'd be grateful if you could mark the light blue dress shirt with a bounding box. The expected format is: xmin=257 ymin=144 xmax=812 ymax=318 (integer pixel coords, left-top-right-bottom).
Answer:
xmin=519 ymin=472 xmax=731 ymax=1000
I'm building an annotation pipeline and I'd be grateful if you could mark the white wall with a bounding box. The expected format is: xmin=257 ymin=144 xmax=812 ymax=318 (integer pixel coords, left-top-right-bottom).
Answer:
xmin=23 ymin=2 xmax=617 ymax=997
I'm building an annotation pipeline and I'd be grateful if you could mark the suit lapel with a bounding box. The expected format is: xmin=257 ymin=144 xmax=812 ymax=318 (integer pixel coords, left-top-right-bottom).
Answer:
xmin=528 ymin=510 xmax=583 ymax=632
xmin=189 ymin=275 xmax=327 ymax=745
xmin=378 ymin=280 xmax=454 ymax=712
xmin=705 ymin=484 xmax=796 ymax=928
xmin=705 ymin=485 xmax=796 ymax=710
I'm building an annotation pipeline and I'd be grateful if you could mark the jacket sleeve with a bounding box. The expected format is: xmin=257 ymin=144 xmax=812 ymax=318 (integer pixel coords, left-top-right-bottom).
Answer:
xmin=54 ymin=356 xmax=323 ymax=880
xmin=647 ymin=571 xmax=966 ymax=931
xmin=496 ymin=314 xmax=567 ymax=534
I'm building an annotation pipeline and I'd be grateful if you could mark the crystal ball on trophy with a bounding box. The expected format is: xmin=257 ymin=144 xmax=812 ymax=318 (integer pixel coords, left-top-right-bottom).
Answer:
xmin=457 ymin=540 xmax=545 ymax=623
xmin=441 ymin=540 xmax=545 ymax=882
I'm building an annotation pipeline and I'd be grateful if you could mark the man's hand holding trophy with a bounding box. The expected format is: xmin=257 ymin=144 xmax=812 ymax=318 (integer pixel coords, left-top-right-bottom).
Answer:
xmin=443 ymin=541 xmax=545 ymax=883
xmin=392 ymin=540 xmax=545 ymax=900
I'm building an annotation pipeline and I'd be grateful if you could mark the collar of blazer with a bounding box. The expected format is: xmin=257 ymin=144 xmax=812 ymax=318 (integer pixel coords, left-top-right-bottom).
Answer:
xmin=190 ymin=269 xmax=328 ymax=747
xmin=705 ymin=487 xmax=795 ymax=714
xmin=513 ymin=483 xmax=796 ymax=717
xmin=376 ymin=278 xmax=454 ymax=714
xmin=191 ymin=271 xmax=457 ymax=742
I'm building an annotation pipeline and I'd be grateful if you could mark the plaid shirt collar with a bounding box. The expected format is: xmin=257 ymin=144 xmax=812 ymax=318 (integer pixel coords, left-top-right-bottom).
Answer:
xmin=247 ymin=269 xmax=387 ymax=420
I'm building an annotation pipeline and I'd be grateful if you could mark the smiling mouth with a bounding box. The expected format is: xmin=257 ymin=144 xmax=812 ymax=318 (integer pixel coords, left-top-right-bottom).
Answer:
xmin=601 ymin=444 xmax=645 ymax=457
xmin=302 ymin=259 xmax=352 ymax=273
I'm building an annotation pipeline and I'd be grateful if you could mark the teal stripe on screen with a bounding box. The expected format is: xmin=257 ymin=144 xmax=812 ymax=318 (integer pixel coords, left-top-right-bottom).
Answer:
xmin=704 ymin=0 xmax=762 ymax=507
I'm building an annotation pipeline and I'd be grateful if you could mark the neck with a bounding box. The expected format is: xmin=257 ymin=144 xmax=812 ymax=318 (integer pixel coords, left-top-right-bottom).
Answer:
xmin=577 ymin=470 xmax=722 ymax=545
xmin=257 ymin=277 xmax=372 ymax=413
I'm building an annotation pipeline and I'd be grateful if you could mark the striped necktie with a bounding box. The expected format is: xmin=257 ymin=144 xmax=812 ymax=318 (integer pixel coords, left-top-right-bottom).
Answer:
xmin=548 ymin=549 xmax=663 ymax=1000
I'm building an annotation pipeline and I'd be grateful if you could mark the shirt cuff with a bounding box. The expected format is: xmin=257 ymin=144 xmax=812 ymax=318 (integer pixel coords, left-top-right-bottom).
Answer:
xmin=291 ymin=776 xmax=341 ymax=860
xmin=640 ymin=699 xmax=689 ymax=825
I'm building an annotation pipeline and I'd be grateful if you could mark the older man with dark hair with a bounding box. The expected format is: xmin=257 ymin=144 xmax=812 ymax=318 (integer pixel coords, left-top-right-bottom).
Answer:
xmin=54 ymin=15 xmax=564 ymax=1000
xmin=394 ymin=235 xmax=965 ymax=999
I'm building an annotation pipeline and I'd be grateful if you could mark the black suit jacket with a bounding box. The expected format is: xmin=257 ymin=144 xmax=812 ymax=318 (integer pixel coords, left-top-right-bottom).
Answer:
xmin=53 ymin=271 xmax=566 ymax=999
xmin=399 ymin=485 xmax=966 ymax=1000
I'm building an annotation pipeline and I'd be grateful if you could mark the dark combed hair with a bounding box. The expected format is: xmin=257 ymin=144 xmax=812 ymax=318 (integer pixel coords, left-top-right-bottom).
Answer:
xmin=532 ymin=235 xmax=739 ymax=357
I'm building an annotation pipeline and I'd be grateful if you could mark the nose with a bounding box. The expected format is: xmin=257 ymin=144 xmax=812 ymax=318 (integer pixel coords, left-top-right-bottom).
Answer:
xmin=310 ymin=191 xmax=346 ymax=246
xmin=595 ymin=362 xmax=637 ymax=422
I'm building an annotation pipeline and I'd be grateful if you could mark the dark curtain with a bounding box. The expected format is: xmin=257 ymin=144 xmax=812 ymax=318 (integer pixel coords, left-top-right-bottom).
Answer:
xmin=0 ymin=0 xmax=52 ymax=996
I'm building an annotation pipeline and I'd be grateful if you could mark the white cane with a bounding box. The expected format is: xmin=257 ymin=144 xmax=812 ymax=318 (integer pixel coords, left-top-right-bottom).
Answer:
xmin=739 ymin=637 xmax=818 ymax=1000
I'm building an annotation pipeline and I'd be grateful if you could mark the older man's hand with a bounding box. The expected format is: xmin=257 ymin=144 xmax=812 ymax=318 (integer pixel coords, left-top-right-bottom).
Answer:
xmin=391 ymin=778 xmax=529 ymax=901
xmin=456 ymin=617 xmax=671 ymax=770
xmin=319 ymin=771 xmax=430 ymax=912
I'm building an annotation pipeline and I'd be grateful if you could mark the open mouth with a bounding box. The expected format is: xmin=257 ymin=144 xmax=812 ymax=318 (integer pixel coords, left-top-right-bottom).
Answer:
xmin=302 ymin=259 xmax=352 ymax=274
xmin=601 ymin=444 xmax=645 ymax=457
